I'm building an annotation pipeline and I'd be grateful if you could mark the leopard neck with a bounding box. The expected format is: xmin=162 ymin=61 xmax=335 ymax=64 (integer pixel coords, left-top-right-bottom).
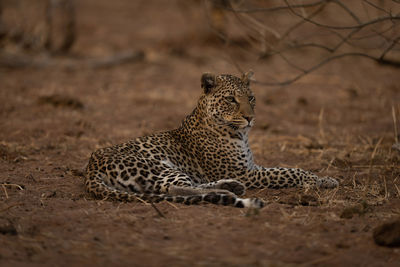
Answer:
xmin=177 ymin=106 xmax=250 ymax=142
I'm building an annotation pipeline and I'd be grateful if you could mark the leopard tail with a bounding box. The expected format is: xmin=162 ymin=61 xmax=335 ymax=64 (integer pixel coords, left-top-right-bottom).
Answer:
xmin=85 ymin=173 xmax=264 ymax=208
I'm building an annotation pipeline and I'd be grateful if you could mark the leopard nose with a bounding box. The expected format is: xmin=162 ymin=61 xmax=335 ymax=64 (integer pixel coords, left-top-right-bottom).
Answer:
xmin=244 ymin=116 xmax=253 ymax=123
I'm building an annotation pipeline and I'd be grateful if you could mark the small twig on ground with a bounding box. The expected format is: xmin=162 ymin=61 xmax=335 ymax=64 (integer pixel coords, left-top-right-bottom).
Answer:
xmin=136 ymin=184 xmax=166 ymax=218
xmin=0 ymin=203 xmax=24 ymax=213
xmin=132 ymin=195 xmax=148 ymax=205
xmin=150 ymin=201 xmax=166 ymax=218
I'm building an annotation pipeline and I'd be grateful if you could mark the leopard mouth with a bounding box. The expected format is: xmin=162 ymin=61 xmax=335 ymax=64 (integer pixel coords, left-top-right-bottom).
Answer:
xmin=228 ymin=119 xmax=254 ymax=129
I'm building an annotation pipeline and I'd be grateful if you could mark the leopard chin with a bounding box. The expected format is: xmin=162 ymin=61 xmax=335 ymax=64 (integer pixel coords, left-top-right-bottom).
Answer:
xmin=228 ymin=119 xmax=253 ymax=129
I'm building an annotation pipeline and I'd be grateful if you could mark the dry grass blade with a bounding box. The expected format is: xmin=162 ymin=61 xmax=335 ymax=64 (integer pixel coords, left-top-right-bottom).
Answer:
xmin=395 ymin=184 xmax=400 ymax=198
xmin=368 ymin=137 xmax=383 ymax=178
xmin=0 ymin=183 xmax=25 ymax=191
xmin=165 ymin=200 xmax=179 ymax=209
xmin=393 ymin=105 xmax=399 ymax=144
xmin=133 ymin=195 xmax=149 ymax=205
xmin=383 ymin=176 xmax=388 ymax=200
xmin=2 ymin=185 xmax=9 ymax=199
xmin=318 ymin=107 xmax=325 ymax=141
xmin=324 ymin=187 xmax=339 ymax=205
xmin=352 ymin=172 xmax=358 ymax=189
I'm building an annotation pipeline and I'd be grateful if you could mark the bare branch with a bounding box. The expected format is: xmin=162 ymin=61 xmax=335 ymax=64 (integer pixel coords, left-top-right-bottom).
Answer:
xmin=331 ymin=0 xmax=362 ymax=24
xmin=331 ymin=27 xmax=363 ymax=51
xmin=288 ymin=42 xmax=334 ymax=52
xmin=280 ymin=2 xmax=328 ymax=41
xmin=256 ymin=52 xmax=400 ymax=86
xmin=351 ymin=23 xmax=396 ymax=40
xmin=380 ymin=36 xmax=400 ymax=60
xmin=262 ymin=42 xmax=334 ymax=57
xmin=206 ymin=0 xmax=400 ymax=87
xmin=362 ymin=0 xmax=391 ymax=15
xmin=203 ymin=0 xmax=251 ymax=73
xmin=276 ymin=52 xmax=307 ymax=72
xmin=284 ymin=0 xmax=400 ymax=30
xmin=219 ymin=0 xmax=326 ymax=14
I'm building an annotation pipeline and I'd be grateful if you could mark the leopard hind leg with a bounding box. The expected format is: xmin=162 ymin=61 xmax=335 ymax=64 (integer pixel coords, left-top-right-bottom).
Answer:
xmin=155 ymin=168 xmax=235 ymax=196
xmin=197 ymin=179 xmax=246 ymax=196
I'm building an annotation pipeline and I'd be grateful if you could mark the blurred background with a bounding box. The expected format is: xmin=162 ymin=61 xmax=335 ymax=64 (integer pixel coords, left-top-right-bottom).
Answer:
xmin=2 ymin=0 xmax=400 ymax=80
xmin=0 ymin=1 xmax=400 ymax=265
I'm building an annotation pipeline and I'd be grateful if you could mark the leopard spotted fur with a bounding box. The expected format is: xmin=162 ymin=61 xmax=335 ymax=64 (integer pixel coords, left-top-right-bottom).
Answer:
xmin=85 ymin=72 xmax=338 ymax=208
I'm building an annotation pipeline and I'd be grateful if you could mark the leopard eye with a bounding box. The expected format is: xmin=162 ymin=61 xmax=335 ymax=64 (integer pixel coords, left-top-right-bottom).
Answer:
xmin=248 ymin=96 xmax=255 ymax=102
xmin=225 ymin=96 xmax=237 ymax=103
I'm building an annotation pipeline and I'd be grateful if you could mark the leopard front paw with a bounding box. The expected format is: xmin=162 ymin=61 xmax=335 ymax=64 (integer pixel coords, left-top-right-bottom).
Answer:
xmin=317 ymin=176 xmax=339 ymax=189
xmin=216 ymin=179 xmax=246 ymax=196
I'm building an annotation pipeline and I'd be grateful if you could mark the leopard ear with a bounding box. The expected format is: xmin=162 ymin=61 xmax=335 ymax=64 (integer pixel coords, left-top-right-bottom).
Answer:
xmin=201 ymin=73 xmax=216 ymax=94
xmin=241 ymin=70 xmax=254 ymax=85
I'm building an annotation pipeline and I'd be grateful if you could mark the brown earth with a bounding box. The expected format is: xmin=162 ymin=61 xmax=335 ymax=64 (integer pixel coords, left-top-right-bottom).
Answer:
xmin=1 ymin=1 xmax=400 ymax=266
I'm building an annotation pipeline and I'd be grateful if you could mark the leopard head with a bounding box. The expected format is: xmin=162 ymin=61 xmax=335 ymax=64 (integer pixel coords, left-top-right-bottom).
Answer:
xmin=199 ymin=72 xmax=256 ymax=130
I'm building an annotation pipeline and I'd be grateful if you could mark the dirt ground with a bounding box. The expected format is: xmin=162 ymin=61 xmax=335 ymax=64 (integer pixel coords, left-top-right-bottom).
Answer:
xmin=1 ymin=1 xmax=400 ymax=266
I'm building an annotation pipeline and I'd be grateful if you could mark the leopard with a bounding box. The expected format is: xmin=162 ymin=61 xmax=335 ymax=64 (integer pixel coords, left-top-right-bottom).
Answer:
xmin=85 ymin=72 xmax=338 ymax=209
